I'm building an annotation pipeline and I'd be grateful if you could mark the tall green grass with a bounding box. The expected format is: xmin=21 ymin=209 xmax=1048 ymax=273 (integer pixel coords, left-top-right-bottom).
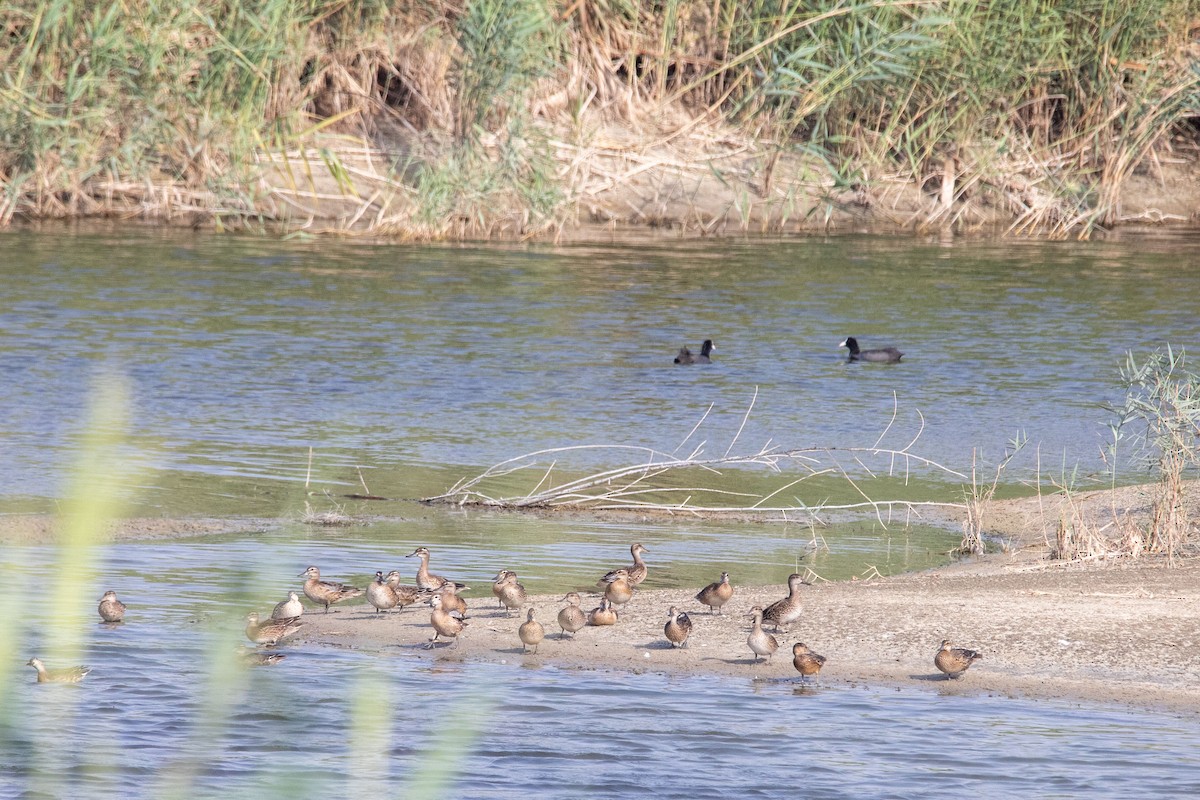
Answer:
xmin=1 ymin=0 xmax=1197 ymax=235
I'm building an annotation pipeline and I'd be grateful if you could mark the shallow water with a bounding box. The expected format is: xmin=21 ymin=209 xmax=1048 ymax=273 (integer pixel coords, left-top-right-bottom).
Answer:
xmin=6 ymin=534 xmax=1200 ymax=799
xmin=4 ymin=228 xmax=1200 ymax=796
xmin=3 ymin=229 xmax=1200 ymax=517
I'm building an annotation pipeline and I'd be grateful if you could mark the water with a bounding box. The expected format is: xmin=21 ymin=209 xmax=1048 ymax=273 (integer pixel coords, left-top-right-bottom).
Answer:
xmin=4 ymin=229 xmax=1200 ymax=515
xmin=4 ymin=228 xmax=1200 ymax=796
xmin=6 ymin=536 xmax=1200 ymax=798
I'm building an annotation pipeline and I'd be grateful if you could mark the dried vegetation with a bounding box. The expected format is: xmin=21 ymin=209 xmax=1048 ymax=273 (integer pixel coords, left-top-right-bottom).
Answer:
xmin=1 ymin=1 xmax=1198 ymax=237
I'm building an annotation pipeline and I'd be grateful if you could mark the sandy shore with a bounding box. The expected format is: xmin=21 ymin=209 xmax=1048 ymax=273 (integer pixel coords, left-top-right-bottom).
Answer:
xmin=7 ymin=483 xmax=1199 ymax=713
xmin=297 ymin=551 xmax=1200 ymax=715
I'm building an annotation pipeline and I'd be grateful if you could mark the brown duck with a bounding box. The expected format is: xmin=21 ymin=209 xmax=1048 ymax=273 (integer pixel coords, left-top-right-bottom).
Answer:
xmin=366 ymin=570 xmax=400 ymax=613
xmin=557 ymin=592 xmax=587 ymax=637
xmin=695 ymin=571 xmax=734 ymax=615
xmin=792 ymin=642 xmax=826 ymax=679
xmin=935 ymin=640 xmax=983 ymax=679
xmin=746 ymin=606 xmax=779 ymax=662
xmin=587 ymin=597 xmax=618 ymax=626
xmin=98 ymin=590 xmax=126 ymax=623
xmin=432 ymin=581 xmax=469 ymax=618
xmin=762 ymin=573 xmax=808 ymax=632
xmin=518 ymin=607 xmax=545 ymax=654
xmin=26 ymin=657 xmax=90 ymax=683
xmin=407 ymin=546 xmax=457 ymax=592
xmin=383 ymin=570 xmax=422 ymax=611
xmin=299 ymin=566 xmax=363 ymax=613
xmin=426 ymin=592 xmax=466 ymax=649
xmin=601 ymin=543 xmax=649 ymax=587
xmin=602 ymin=568 xmax=634 ymax=607
xmin=493 ymin=570 xmax=527 ymax=617
xmin=245 ymin=612 xmax=303 ymax=646
xmin=664 ymin=606 xmax=693 ymax=648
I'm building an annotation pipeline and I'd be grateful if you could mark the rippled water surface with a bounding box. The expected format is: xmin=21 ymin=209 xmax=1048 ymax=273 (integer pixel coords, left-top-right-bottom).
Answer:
xmin=4 ymin=229 xmax=1200 ymax=796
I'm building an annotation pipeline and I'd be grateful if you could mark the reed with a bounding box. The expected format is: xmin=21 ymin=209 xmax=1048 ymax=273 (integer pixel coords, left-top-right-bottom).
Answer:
xmin=1108 ymin=346 xmax=1200 ymax=561
xmin=1 ymin=1 xmax=1195 ymax=236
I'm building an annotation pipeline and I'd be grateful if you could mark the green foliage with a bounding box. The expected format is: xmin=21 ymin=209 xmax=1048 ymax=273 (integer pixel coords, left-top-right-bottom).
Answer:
xmin=1109 ymin=346 xmax=1200 ymax=558
xmin=454 ymin=0 xmax=562 ymax=139
xmin=0 ymin=0 xmax=1196 ymax=234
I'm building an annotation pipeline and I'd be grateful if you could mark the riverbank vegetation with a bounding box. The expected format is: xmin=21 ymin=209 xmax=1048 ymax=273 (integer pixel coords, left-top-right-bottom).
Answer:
xmin=2 ymin=0 xmax=1198 ymax=237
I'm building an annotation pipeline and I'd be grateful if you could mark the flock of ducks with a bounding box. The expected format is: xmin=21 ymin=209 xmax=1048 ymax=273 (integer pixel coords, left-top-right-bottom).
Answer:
xmin=26 ymin=543 xmax=984 ymax=685
xmin=673 ymin=337 xmax=904 ymax=365
xmin=248 ymin=543 xmax=981 ymax=683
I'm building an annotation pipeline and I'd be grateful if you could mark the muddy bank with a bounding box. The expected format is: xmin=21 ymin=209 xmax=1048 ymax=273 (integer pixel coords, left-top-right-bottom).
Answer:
xmin=296 ymin=549 xmax=1200 ymax=715
xmin=7 ymin=483 xmax=1199 ymax=713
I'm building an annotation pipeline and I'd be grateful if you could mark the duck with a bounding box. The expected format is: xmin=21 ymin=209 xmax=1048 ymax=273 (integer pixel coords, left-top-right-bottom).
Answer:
xmin=97 ymin=590 xmax=126 ymax=623
xmin=245 ymin=612 xmax=303 ymax=646
xmin=762 ymin=573 xmax=808 ymax=632
xmin=587 ymin=597 xmax=618 ymax=626
xmin=272 ymin=590 xmax=304 ymax=620
xmin=602 ymin=569 xmax=634 ymax=607
xmin=839 ymin=336 xmax=903 ymax=363
xmin=792 ymin=642 xmax=826 ymax=679
xmin=674 ymin=339 xmax=715 ymax=364
xmin=695 ymin=571 xmax=734 ymax=615
xmin=557 ymin=592 xmax=587 ymax=637
xmin=366 ymin=571 xmax=400 ymax=613
xmin=383 ymin=570 xmax=422 ymax=611
xmin=935 ymin=639 xmax=984 ymax=679
xmin=493 ymin=570 xmax=527 ymax=617
xmin=664 ymin=606 xmax=693 ymax=648
xmin=26 ymin=657 xmax=91 ymax=683
xmin=299 ymin=566 xmax=363 ymax=613
xmin=601 ymin=543 xmax=649 ymax=587
xmin=426 ymin=592 xmax=466 ymax=649
xmin=746 ymin=606 xmax=779 ymax=662
xmin=518 ymin=607 xmax=545 ymax=654
xmin=432 ymin=581 xmax=469 ymax=618
xmin=407 ymin=546 xmax=458 ymax=592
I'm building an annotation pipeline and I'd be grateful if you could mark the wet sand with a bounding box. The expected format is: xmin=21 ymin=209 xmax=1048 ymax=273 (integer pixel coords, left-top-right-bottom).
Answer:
xmin=7 ymin=483 xmax=1199 ymax=713
xmin=297 ymin=553 xmax=1200 ymax=715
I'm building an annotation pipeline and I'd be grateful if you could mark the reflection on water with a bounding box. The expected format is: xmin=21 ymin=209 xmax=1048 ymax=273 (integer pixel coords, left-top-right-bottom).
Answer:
xmin=3 ymin=230 xmax=1200 ymax=515
xmin=5 ymin=534 xmax=1200 ymax=798
xmin=5 ymin=224 xmax=1200 ymax=796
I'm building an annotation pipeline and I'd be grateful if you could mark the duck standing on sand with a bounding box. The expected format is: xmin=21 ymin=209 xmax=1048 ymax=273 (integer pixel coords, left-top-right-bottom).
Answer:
xmin=408 ymin=546 xmax=458 ymax=592
xmin=762 ymin=573 xmax=808 ymax=633
xmin=746 ymin=606 xmax=779 ymax=662
xmin=601 ymin=543 xmax=649 ymax=587
xmin=245 ymin=612 xmax=303 ymax=646
xmin=664 ymin=606 xmax=693 ymax=648
xmin=433 ymin=580 xmax=470 ymax=618
xmin=695 ymin=572 xmax=734 ymax=615
xmin=426 ymin=593 xmax=466 ymax=649
xmin=557 ymin=592 xmax=587 ymax=637
xmin=98 ymin=590 xmax=126 ymax=623
xmin=935 ymin=640 xmax=983 ymax=679
xmin=299 ymin=566 xmax=364 ymax=613
xmin=366 ymin=570 xmax=400 ymax=613
xmin=383 ymin=570 xmax=422 ymax=611
xmin=518 ymin=607 xmax=545 ymax=654
xmin=792 ymin=643 xmax=826 ymax=680
xmin=493 ymin=570 xmax=527 ymax=617
xmin=26 ymin=657 xmax=91 ymax=683
xmin=602 ymin=569 xmax=635 ymax=608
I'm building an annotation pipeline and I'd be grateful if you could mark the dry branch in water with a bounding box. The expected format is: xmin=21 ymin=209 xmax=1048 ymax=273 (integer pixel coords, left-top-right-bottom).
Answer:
xmin=424 ymin=395 xmax=967 ymax=525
